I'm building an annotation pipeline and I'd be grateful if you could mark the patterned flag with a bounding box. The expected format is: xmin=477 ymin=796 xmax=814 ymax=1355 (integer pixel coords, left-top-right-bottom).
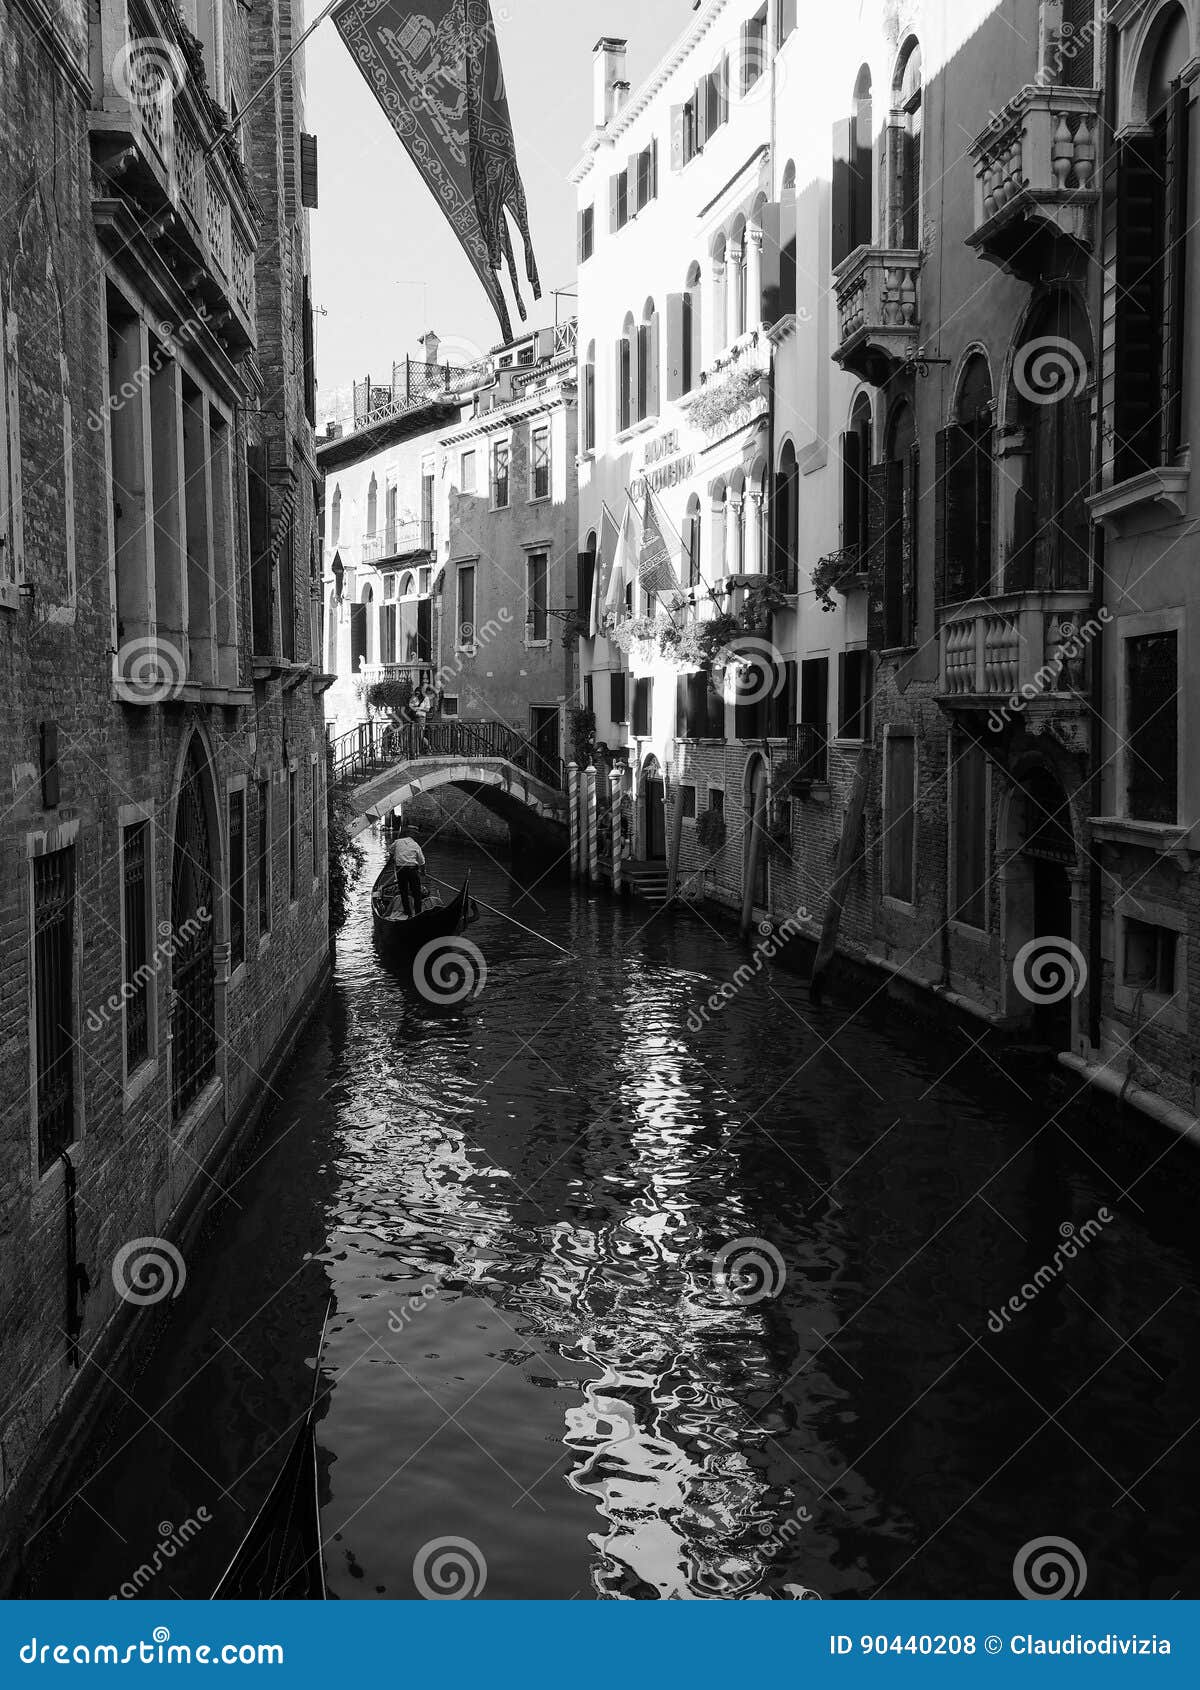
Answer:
xmin=638 ymin=488 xmax=680 ymax=598
xmin=603 ymin=503 xmax=635 ymax=620
xmin=589 ymin=504 xmax=623 ymax=635
xmin=333 ymin=0 xmax=541 ymax=343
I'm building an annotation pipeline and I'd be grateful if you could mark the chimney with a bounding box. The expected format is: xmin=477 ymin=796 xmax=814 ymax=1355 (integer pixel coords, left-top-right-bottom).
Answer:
xmin=419 ymin=329 xmax=440 ymax=366
xmin=593 ymin=38 xmax=629 ymax=128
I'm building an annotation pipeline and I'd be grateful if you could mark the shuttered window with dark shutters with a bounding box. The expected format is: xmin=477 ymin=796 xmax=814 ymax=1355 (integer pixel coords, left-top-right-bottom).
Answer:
xmin=300 ymin=133 xmax=318 ymax=208
xmin=610 ymin=671 xmax=628 ymax=725
xmin=1126 ymin=631 xmax=1180 ymax=823
xmin=1108 ymin=135 xmax=1165 ymax=480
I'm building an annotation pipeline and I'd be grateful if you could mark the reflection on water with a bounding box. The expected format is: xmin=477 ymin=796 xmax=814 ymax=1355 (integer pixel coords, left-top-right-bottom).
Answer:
xmin=23 ymin=839 xmax=1200 ymax=1600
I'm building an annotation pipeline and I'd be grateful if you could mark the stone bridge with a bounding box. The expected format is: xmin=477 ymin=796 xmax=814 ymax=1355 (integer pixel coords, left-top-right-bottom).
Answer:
xmin=349 ymin=755 xmax=569 ymax=849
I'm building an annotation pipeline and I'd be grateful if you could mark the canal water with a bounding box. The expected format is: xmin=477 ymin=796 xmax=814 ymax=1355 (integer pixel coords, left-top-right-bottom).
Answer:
xmin=22 ymin=839 xmax=1200 ymax=1601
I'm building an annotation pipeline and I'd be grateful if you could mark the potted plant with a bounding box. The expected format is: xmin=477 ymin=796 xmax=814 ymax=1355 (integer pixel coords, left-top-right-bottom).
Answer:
xmin=366 ymin=676 xmax=415 ymax=716
xmin=810 ymin=547 xmax=866 ymax=613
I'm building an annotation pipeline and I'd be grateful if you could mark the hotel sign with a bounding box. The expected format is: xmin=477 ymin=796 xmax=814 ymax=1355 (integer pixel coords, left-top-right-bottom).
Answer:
xmin=629 ymin=429 xmax=696 ymax=501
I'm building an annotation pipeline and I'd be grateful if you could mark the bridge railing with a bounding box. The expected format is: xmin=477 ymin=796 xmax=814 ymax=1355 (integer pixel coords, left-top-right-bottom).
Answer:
xmin=329 ymin=718 xmax=565 ymax=793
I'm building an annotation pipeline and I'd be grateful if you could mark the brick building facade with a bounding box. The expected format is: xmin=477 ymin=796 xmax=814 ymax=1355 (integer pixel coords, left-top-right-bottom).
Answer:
xmin=0 ymin=0 xmax=329 ymax=1545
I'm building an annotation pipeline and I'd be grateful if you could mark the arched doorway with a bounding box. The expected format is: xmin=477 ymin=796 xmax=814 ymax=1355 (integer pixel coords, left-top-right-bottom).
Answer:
xmin=641 ymin=755 xmax=666 ymax=861
xmin=171 ymin=738 xmax=217 ymax=1121
xmin=1001 ymin=763 xmax=1079 ymax=1050
xmin=744 ymin=753 xmax=769 ymax=911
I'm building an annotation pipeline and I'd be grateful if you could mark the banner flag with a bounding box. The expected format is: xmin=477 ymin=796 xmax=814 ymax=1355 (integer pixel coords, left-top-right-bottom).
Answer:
xmin=638 ymin=488 xmax=681 ymax=598
xmin=333 ymin=0 xmax=541 ymax=342
xmin=590 ymin=504 xmax=623 ymax=635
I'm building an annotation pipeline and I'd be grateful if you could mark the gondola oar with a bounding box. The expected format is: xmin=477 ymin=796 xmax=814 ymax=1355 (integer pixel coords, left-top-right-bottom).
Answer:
xmin=426 ymin=878 xmax=574 ymax=956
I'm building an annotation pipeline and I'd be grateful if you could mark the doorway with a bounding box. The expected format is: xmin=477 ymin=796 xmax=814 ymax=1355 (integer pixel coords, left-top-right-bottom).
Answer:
xmin=529 ymin=706 xmax=560 ymax=786
xmin=641 ymin=756 xmax=666 ymax=860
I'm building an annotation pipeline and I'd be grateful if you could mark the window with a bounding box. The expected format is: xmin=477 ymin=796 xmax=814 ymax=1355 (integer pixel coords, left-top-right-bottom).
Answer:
xmin=442 ymin=695 xmax=459 ymax=718
xmin=611 ymin=167 xmax=630 ymax=230
xmin=1110 ymin=6 xmax=1190 ymax=476
xmin=1125 ymin=630 xmax=1179 ymax=823
xmin=366 ymin=473 xmax=378 ymax=535
xmin=491 ymin=441 xmax=510 ymax=508
xmin=681 ymin=93 xmax=701 ymax=166
xmin=457 ymin=564 xmax=476 ymax=648
xmin=684 ymin=496 xmax=702 ymax=587
xmin=228 ymin=792 xmax=246 ymax=971
xmin=311 ymin=763 xmax=320 ymax=883
xmin=122 ymin=822 xmax=151 ymax=1073
xmin=461 ymin=449 xmax=477 ymax=493
xmin=527 ymin=552 xmax=548 ymax=641
xmin=617 ymin=316 xmax=635 ymax=432
xmin=634 ymin=141 xmax=658 ymax=211
xmin=742 ymin=6 xmax=767 ymax=94
xmin=678 ymin=264 xmax=702 ymax=396
xmin=838 ymin=649 xmax=871 ymax=741
xmin=421 ymin=469 xmax=435 ymax=551
xmin=385 ymin=483 xmax=399 ymax=555
xmin=289 ymin=767 xmax=299 ymax=903
xmin=832 ymin=68 xmax=874 ymax=269
xmin=330 ymin=485 xmax=341 ymax=548
xmin=892 ymin=41 xmax=923 ymax=249
xmin=681 ymin=785 xmax=697 ymax=820
xmin=952 ymin=738 xmax=987 ymax=929
xmin=610 ymin=671 xmax=628 ymax=725
xmin=530 ymin=425 xmax=551 ymax=500
xmin=868 ymin=401 xmax=918 ymax=649
xmin=709 ymin=787 xmax=725 ymax=817
xmin=584 ymin=675 xmax=594 ymax=715
xmin=841 ymin=396 xmax=872 ymax=562
xmin=800 ymin=656 xmax=829 ymax=743
xmin=937 ymin=355 xmax=994 ymax=603
xmin=33 ymin=846 xmax=75 ymax=1171
xmin=583 ymin=342 xmax=596 ymax=452
xmin=705 ymin=56 xmax=730 ymax=138
xmin=778 ymin=0 xmax=797 ymax=43
xmin=632 ymin=677 xmax=652 ymax=737
xmin=1123 ymin=920 xmax=1178 ymax=996
xmin=1010 ymin=295 xmax=1090 ymax=591
xmin=257 ymin=780 xmax=271 ymax=935
xmin=578 ymin=203 xmax=595 ymax=263
xmin=636 ymin=300 xmax=660 ymax=422
xmin=884 ymin=734 xmax=916 ymax=903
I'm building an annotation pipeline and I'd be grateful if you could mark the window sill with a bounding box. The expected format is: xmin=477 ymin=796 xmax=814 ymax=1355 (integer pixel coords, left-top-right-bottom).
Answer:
xmin=258 ymin=930 xmax=272 ymax=954
xmin=228 ymin=960 xmax=247 ymax=992
xmin=1087 ymin=465 xmax=1189 ymax=530
xmin=527 ymin=494 xmax=552 ymax=507
xmin=1113 ymin=983 xmax=1187 ymax=1035
xmin=0 ymin=581 xmax=18 ymax=613
xmin=122 ymin=1057 xmax=159 ymax=1114
xmin=1089 ymin=816 xmax=1194 ymax=860
xmin=524 ymin=639 xmax=551 ymax=651
xmin=173 ymin=1076 xmax=224 ymax=1143
xmin=614 ymin=416 xmax=658 ymax=444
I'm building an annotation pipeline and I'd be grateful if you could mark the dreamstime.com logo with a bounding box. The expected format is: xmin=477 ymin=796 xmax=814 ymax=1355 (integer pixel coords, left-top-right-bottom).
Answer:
xmin=413 ymin=1536 xmax=488 ymax=1599
xmin=984 ymin=21 xmax=1098 ymax=136
xmin=1012 ymin=336 xmax=1089 ymax=406
xmin=986 ymin=1210 xmax=1114 ymax=1335
xmin=986 ymin=609 xmax=1111 ymax=732
xmin=114 ymin=637 xmax=187 ymax=704
xmin=89 ymin=306 xmax=212 ymax=433
xmin=413 ymin=936 xmax=488 ymax=1005
xmin=1012 ymin=936 xmax=1088 ymax=1007
xmin=688 ymin=909 xmax=810 ymax=1032
xmin=1013 ymin=1535 xmax=1088 ymax=1599
xmin=710 ymin=1237 xmax=787 ymax=1305
xmin=87 ymin=911 xmax=211 ymax=1034
xmin=112 ymin=37 xmax=187 ymax=114
xmin=111 ymin=1237 xmax=187 ymax=1306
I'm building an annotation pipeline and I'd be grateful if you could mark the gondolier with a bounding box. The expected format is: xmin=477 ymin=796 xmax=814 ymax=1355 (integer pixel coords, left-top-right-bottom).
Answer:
xmin=389 ymin=828 xmax=426 ymax=916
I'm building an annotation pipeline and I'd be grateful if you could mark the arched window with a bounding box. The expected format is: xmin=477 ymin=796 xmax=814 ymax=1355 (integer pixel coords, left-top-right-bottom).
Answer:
xmin=772 ymin=441 xmax=799 ymax=588
xmin=711 ymin=233 xmax=728 ymax=354
xmin=1011 ymin=294 xmax=1091 ymax=591
xmin=730 ymin=217 xmax=749 ymax=339
xmin=938 ymin=355 xmax=993 ymax=604
xmin=893 ymin=41 xmax=923 ymax=249
xmin=834 ymin=68 xmax=874 ymax=267
xmin=327 ymin=591 xmax=338 ymax=670
xmin=366 ymin=473 xmax=378 ymax=537
xmin=583 ymin=339 xmax=596 ymax=451
xmin=710 ymin=480 xmax=728 ymax=579
xmin=871 ymin=401 xmax=917 ymax=648
xmin=842 ymin=394 xmax=873 ymax=561
xmin=1112 ymin=3 xmax=1190 ymax=475
xmin=330 ymin=484 xmax=342 ymax=549
xmin=639 ymin=298 xmax=660 ymax=421
xmin=683 ymin=493 xmax=702 ymax=587
xmin=617 ymin=312 xmax=636 ymax=432
xmin=399 ymin=572 xmax=415 ymax=597
xmin=682 ymin=263 xmax=702 ymax=394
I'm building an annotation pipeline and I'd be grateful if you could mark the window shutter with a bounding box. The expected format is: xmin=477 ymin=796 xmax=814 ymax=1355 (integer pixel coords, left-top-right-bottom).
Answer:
xmin=614 ymin=339 xmax=625 ymax=431
xmin=647 ymin=312 xmax=661 ymax=418
xmin=670 ymin=105 xmax=685 ymax=170
xmin=739 ymin=22 xmax=751 ymax=96
xmin=758 ymin=200 xmax=795 ymax=323
xmin=610 ymin=671 xmax=627 ymax=724
xmin=1109 ymin=134 xmax=1163 ymax=480
xmin=865 ymin=462 xmax=889 ymax=649
xmin=300 ymin=133 xmax=318 ymax=208
xmin=665 ymin=294 xmax=685 ymax=400
xmin=936 ymin=425 xmax=974 ymax=606
xmin=841 ymin=429 xmax=862 ymax=553
xmin=901 ymin=444 xmax=919 ymax=646
xmin=778 ymin=0 xmax=797 ymax=40
xmin=690 ymin=286 xmax=704 ymax=384
xmin=1059 ymin=0 xmax=1096 ymax=88
xmin=853 ymin=107 xmax=873 ymax=247
xmin=576 ymin=210 xmax=585 ymax=263
xmin=609 ymin=174 xmax=620 ymax=232
xmin=695 ymin=80 xmax=708 ymax=149
xmin=832 ymin=117 xmax=854 ymax=270
xmin=676 ymin=673 xmax=689 ymax=738
xmin=1163 ymin=82 xmax=1190 ymax=458
xmin=651 ymin=137 xmax=659 ymax=199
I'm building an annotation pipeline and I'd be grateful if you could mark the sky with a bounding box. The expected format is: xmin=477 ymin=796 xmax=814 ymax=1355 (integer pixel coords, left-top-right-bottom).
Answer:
xmin=303 ymin=1 xmax=686 ymax=407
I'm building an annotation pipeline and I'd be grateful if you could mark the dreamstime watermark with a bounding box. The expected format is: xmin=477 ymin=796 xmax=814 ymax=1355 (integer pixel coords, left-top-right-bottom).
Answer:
xmin=86 ymin=910 xmax=211 ymax=1035
xmin=717 ymin=637 xmax=788 ymax=708
xmin=111 ymin=37 xmax=187 ymax=115
xmin=1013 ymin=1535 xmax=1088 ymax=1599
xmin=984 ymin=21 xmax=1099 ymax=137
xmin=89 ymin=305 xmax=212 ymax=432
xmin=413 ymin=936 xmax=488 ymax=1005
xmin=687 ymin=909 xmax=810 ymax=1032
xmin=111 ymin=1237 xmax=187 ymax=1306
xmin=727 ymin=1500 xmax=817 ymax=1595
xmin=413 ymin=1536 xmax=488 ymax=1599
xmin=435 ymin=608 xmax=512 ymax=683
xmin=1012 ymin=936 xmax=1088 ymax=1006
xmin=986 ymin=608 xmax=1111 ymax=732
xmin=987 ymin=1210 xmax=1114 ymax=1335
xmin=711 ymin=1237 xmax=787 ymax=1305
xmin=109 ymin=1509 xmax=212 ymax=1600
xmin=1012 ymin=336 xmax=1090 ymax=406
xmin=113 ymin=636 xmax=187 ymax=704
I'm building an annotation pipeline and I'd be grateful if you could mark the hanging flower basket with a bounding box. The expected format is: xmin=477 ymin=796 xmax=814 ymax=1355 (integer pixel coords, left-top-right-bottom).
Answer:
xmin=688 ymin=366 xmax=762 ymax=433
xmin=810 ymin=547 xmax=867 ymax=613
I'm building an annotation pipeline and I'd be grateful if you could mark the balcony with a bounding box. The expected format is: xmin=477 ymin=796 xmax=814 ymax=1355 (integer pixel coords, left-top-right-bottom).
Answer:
xmin=832 ymin=247 xmax=922 ymax=385
xmin=937 ymin=591 xmax=1096 ymax=738
xmin=774 ymin=725 xmax=829 ymax=796
xmin=967 ymin=88 xmax=1100 ymax=282
xmin=90 ymin=0 xmax=257 ymax=352
xmin=360 ymin=522 xmax=433 ymax=564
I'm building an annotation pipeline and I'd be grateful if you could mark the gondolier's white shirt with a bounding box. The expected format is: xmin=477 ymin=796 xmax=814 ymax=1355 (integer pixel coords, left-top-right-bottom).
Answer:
xmin=390 ymin=838 xmax=425 ymax=868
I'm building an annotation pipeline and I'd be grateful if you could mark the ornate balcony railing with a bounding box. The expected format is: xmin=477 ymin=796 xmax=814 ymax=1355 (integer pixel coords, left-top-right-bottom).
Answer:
xmin=360 ymin=521 xmax=432 ymax=564
xmin=967 ymin=87 xmax=1100 ymax=280
xmin=937 ymin=591 xmax=1097 ymax=710
xmin=775 ymin=724 xmax=829 ymax=794
xmin=89 ymin=0 xmax=258 ymax=351
xmin=832 ymin=247 xmax=922 ymax=385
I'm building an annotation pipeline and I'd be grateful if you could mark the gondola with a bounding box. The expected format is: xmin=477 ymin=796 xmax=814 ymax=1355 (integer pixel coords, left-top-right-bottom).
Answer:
xmin=212 ymin=1306 xmax=331 ymax=1600
xmin=371 ymin=864 xmax=476 ymax=960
